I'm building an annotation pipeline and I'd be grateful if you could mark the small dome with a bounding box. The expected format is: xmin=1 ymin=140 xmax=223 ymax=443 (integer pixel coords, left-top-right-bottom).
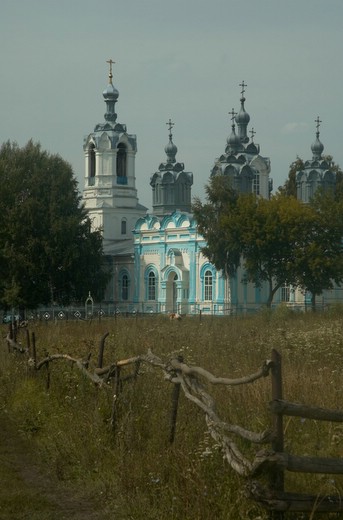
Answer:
xmin=227 ymin=125 xmax=241 ymax=152
xmin=235 ymin=101 xmax=250 ymax=125
xmin=165 ymin=139 xmax=178 ymax=163
xmin=103 ymin=82 xmax=119 ymax=101
xmin=311 ymin=134 xmax=324 ymax=159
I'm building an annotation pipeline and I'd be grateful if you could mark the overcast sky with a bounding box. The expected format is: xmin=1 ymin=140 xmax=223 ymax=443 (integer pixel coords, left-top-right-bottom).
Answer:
xmin=1 ymin=0 xmax=342 ymax=210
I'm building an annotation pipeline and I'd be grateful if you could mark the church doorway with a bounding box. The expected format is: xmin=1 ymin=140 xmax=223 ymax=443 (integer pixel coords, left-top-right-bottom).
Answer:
xmin=166 ymin=271 xmax=179 ymax=313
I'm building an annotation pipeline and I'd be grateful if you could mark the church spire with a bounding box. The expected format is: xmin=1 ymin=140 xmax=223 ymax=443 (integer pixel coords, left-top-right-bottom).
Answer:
xmin=311 ymin=116 xmax=324 ymax=160
xmin=164 ymin=118 xmax=178 ymax=164
xmin=235 ymin=80 xmax=250 ymax=143
xmin=103 ymin=59 xmax=119 ymax=123
xmin=226 ymin=108 xmax=240 ymax=152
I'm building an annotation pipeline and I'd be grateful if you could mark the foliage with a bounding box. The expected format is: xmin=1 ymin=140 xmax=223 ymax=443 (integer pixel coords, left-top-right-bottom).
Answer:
xmin=294 ymin=190 xmax=343 ymax=309
xmin=0 ymin=140 xmax=109 ymax=309
xmin=278 ymin=156 xmax=304 ymax=197
xmin=194 ymin=176 xmax=311 ymax=306
xmin=1 ymin=314 xmax=343 ymax=519
xmin=193 ymin=174 xmax=343 ymax=308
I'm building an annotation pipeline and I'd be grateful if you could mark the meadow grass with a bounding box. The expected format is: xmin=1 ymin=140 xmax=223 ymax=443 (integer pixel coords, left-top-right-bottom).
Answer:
xmin=1 ymin=309 xmax=343 ymax=519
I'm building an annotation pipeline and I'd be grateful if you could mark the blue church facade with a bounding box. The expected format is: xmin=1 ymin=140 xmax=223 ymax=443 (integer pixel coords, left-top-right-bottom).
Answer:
xmin=82 ymin=65 xmax=341 ymax=315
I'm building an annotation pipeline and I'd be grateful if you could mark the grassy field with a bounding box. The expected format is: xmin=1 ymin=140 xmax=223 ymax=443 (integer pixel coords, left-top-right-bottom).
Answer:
xmin=1 ymin=307 xmax=343 ymax=519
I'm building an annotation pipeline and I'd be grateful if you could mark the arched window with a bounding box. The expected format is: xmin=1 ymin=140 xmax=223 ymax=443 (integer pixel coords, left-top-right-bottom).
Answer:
xmin=253 ymin=173 xmax=260 ymax=195
xmin=121 ymin=274 xmax=129 ymax=301
xmin=89 ymin=143 xmax=96 ymax=185
xmin=148 ymin=271 xmax=156 ymax=301
xmin=281 ymin=284 xmax=290 ymax=302
xmin=117 ymin=143 xmax=127 ymax=183
xmin=204 ymin=270 xmax=213 ymax=301
xmin=121 ymin=218 xmax=127 ymax=235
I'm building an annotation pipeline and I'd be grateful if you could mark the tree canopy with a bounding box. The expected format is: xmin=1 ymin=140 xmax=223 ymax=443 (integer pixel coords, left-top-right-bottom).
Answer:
xmin=193 ymin=174 xmax=343 ymax=308
xmin=0 ymin=140 xmax=109 ymax=310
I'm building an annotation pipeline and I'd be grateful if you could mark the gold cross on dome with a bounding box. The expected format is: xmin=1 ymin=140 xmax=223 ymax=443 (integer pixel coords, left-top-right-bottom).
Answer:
xmin=228 ymin=108 xmax=237 ymax=122
xmin=239 ymin=80 xmax=247 ymax=96
xmin=106 ymin=59 xmax=115 ymax=83
xmin=315 ymin=116 xmax=322 ymax=132
xmin=166 ymin=118 xmax=175 ymax=138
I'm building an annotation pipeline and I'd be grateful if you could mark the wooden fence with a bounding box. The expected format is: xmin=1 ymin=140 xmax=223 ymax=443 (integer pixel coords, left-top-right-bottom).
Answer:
xmin=5 ymin=323 xmax=343 ymax=518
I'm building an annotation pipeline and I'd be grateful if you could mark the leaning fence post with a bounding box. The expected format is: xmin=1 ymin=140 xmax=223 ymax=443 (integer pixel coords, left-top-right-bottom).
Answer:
xmin=169 ymin=355 xmax=183 ymax=444
xmin=270 ymin=349 xmax=284 ymax=520
xmin=110 ymin=365 xmax=121 ymax=432
xmin=26 ymin=329 xmax=31 ymax=357
xmin=97 ymin=332 xmax=110 ymax=369
xmin=31 ymin=331 xmax=37 ymax=369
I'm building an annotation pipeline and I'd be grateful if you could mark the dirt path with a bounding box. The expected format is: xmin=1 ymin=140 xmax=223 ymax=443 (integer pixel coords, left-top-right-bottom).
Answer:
xmin=0 ymin=412 xmax=107 ymax=520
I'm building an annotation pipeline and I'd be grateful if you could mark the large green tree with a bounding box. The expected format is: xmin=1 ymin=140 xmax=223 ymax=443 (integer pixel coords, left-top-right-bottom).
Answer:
xmin=0 ymin=140 xmax=109 ymax=309
xmin=278 ymin=156 xmax=304 ymax=197
xmin=292 ymin=190 xmax=343 ymax=309
xmin=193 ymin=175 xmax=343 ymax=308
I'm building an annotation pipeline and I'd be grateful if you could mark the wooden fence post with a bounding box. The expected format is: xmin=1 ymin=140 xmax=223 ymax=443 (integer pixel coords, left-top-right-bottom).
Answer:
xmin=169 ymin=355 xmax=183 ymax=444
xmin=110 ymin=365 xmax=121 ymax=432
xmin=26 ymin=329 xmax=31 ymax=357
xmin=270 ymin=349 xmax=284 ymax=520
xmin=97 ymin=332 xmax=109 ymax=369
xmin=31 ymin=331 xmax=37 ymax=369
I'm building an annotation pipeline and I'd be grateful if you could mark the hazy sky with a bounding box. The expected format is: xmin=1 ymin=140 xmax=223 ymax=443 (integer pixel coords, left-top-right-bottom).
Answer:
xmin=1 ymin=0 xmax=342 ymax=210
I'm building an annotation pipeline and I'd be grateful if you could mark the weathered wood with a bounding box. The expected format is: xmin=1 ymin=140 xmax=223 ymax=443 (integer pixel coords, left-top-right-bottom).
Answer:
xmin=31 ymin=331 xmax=37 ymax=369
xmin=36 ymin=354 xmax=106 ymax=387
xmin=247 ymin=481 xmax=343 ymax=512
xmin=97 ymin=332 xmax=109 ymax=368
xmin=270 ymin=349 xmax=284 ymax=520
xmin=6 ymin=334 xmax=27 ymax=354
xmin=252 ymin=450 xmax=343 ymax=475
xmin=270 ymin=399 xmax=343 ymax=422
xmin=170 ymin=358 xmax=272 ymax=386
xmin=169 ymin=356 xmax=183 ymax=444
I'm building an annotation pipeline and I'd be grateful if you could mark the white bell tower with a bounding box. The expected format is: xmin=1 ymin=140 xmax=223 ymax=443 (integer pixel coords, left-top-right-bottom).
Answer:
xmin=83 ymin=60 xmax=147 ymax=255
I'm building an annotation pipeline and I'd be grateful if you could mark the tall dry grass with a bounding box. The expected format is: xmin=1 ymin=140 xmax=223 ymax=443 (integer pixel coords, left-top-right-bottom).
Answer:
xmin=1 ymin=309 xmax=343 ymax=519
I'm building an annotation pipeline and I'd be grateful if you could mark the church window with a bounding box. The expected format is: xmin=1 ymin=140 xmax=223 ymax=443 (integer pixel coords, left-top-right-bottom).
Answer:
xmin=121 ymin=274 xmax=129 ymax=301
xmin=253 ymin=173 xmax=260 ymax=195
xmin=281 ymin=284 xmax=290 ymax=302
xmin=117 ymin=143 xmax=127 ymax=184
xmin=121 ymin=218 xmax=127 ymax=235
xmin=148 ymin=271 xmax=156 ymax=300
xmin=89 ymin=143 xmax=96 ymax=185
xmin=204 ymin=270 xmax=213 ymax=301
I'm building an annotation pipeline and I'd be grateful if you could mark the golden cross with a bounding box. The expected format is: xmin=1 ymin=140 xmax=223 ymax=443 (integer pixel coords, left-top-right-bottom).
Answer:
xmin=315 ymin=116 xmax=322 ymax=132
xmin=228 ymin=108 xmax=237 ymax=123
xmin=239 ymin=80 xmax=247 ymax=97
xmin=166 ymin=118 xmax=175 ymax=137
xmin=106 ymin=59 xmax=115 ymax=83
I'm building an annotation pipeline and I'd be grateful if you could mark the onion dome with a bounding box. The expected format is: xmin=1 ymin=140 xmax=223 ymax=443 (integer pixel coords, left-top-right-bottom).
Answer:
xmin=311 ymin=117 xmax=324 ymax=160
xmin=226 ymin=108 xmax=240 ymax=153
xmin=235 ymin=81 xmax=250 ymax=143
xmin=103 ymin=59 xmax=119 ymax=123
xmin=227 ymin=124 xmax=240 ymax=153
xmin=165 ymin=119 xmax=178 ymax=163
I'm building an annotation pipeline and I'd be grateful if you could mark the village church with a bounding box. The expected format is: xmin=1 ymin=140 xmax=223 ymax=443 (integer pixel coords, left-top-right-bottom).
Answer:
xmin=82 ymin=64 xmax=340 ymax=315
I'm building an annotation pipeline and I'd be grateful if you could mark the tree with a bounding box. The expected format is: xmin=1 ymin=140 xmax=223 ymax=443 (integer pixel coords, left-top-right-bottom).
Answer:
xmin=292 ymin=190 xmax=343 ymax=309
xmin=193 ymin=176 xmax=342 ymax=306
xmin=192 ymin=175 xmax=241 ymax=278
xmin=0 ymin=140 xmax=109 ymax=309
xmin=278 ymin=156 xmax=304 ymax=197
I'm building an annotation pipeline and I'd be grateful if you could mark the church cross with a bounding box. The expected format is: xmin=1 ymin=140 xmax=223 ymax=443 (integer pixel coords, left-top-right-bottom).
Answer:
xmin=239 ymin=80 xmax=247 ymax=96
xmin=228 ymin=108 xmax=237 ymax=123
xmin=106 ymin=59 xmax=115 ymax=83
xmin=249 ymin=127 xmax=256 ymax=141
xmin=166 ymin=118 xmax=175 ymax=138
xmin=315 ymin=116 xmax=322 ymax=132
